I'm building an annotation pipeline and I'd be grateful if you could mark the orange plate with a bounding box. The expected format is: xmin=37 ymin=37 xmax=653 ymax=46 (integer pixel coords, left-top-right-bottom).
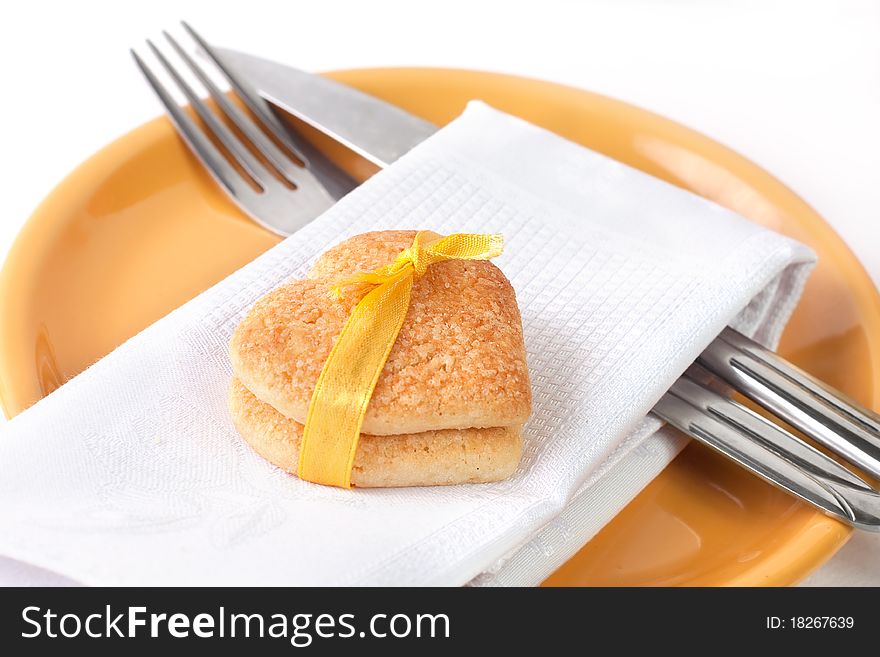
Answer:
xmin=1 ymin=69 xmax=878 ymax=586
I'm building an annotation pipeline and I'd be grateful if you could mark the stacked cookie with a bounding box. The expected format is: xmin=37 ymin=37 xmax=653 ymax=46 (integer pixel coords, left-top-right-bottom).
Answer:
xmin=229 ymin=231 xmax=531 ymax=487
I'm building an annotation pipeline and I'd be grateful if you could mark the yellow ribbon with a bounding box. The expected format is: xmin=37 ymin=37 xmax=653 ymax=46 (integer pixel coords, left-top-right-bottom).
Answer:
xmin=298 ymin=231 xmax=504 ymax=487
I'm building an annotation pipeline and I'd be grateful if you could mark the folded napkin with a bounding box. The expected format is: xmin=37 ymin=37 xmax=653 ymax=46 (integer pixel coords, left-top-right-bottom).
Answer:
xmin=0 ymin=103 xmax=814 ymax=586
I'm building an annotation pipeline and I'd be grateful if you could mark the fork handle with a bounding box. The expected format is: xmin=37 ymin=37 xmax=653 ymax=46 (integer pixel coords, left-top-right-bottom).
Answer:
xmin=698 ymin=327 xmax=880 ymax=480
xmin=655 ymin=379 xmax=880 ymax=530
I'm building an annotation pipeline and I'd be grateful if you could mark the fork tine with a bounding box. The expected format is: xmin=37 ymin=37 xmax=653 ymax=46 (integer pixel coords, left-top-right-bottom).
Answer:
xmin=146 ymin=39 xmax=274 ymax=190
xmin=131 ymin=49 xmax=252 ymax=199
xmin=181 ymin=21 xmax=307 ymax=160
xmin=161 ymin=30 xmax=305 ymax=188
xmin=181 ymin=22 xmax=357 ymax=200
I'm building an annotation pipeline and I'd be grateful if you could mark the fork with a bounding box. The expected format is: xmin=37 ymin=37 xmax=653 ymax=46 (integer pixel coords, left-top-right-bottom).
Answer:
xmin=133 ymin=26 xmax=880 ymax=530
xmin=131 ymin=26 xmax=356 ymax=236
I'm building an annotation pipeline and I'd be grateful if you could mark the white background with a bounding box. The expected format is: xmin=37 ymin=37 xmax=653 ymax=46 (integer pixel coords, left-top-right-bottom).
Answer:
xmin=1 ymin=0 xmax=878 ymax=585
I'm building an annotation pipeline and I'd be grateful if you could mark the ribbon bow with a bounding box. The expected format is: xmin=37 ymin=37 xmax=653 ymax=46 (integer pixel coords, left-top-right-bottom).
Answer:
xmin=299 ymin=231 xmax=504 ymax=487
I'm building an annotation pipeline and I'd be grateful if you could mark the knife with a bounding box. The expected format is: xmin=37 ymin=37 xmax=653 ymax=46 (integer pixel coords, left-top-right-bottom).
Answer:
xmin=216 ymin=48 xmax=438 ymax=168
xmin=206 ymin=46 xmax=880 ymax=528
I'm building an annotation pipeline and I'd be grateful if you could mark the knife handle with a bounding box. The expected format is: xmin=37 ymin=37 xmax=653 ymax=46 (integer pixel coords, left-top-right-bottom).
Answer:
xmin=699 ymin=327 xmax=880 ymax=481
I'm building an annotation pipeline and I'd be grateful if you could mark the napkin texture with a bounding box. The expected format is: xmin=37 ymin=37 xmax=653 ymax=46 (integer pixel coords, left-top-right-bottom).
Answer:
xmin=0 ymin=103 xmax=814 ymax=586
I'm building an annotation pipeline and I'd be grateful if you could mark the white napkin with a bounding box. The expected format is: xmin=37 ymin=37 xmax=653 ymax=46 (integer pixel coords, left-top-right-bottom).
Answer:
xmin=0 ymin=103 xmax=814 ymax=586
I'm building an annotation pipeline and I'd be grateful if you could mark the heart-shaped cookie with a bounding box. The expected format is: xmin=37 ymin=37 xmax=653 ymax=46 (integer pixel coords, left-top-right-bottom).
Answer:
xmin=230 ymin=231 xmax=531 ymax=436
xmin=228 ymin=378 xmax=522 ymax=487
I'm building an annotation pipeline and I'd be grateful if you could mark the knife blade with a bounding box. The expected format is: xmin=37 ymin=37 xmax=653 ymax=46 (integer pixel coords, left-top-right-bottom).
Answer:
xmin=216 ymin=48 xmax=438 ymax=168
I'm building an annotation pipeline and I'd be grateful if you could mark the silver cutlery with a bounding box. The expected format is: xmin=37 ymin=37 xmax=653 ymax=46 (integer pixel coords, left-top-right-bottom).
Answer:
xmin=131 ymin=24 xmax=356 ymax=236
xmin=133 ymin=25 xmax=880 ymax=530
xmin=657 ymin=377 xmax=880 ymax=529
